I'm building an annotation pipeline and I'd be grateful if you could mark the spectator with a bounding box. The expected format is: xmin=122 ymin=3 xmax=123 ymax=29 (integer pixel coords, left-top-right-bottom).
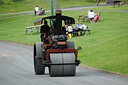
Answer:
xmin=88 ymin=9 xmax=96 ymax=23
xmin=79 ymin=23 xmax=87 ymax=31
xmin=67 ymin=24 xmax=73 ymax=33
xmin=79 ymin=23 xmax=87 ymax=35
xmin=39 ymin=8 xmax=46 ymax=15
xmin=72 ymin=22 xmax=81 ymax=36
xmin=74 ymin=22 xmax=81 ymax=32
xmin=41 ymin=8 xmax=44 ymax=11
xmin=35 ymin=5 xmax=39 ymax=16
xmin=64 ymin=24 xmax=68 ymax=31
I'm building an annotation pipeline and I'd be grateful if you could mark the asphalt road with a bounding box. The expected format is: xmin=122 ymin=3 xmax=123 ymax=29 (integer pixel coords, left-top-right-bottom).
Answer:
xmin=0 ymin=41 xmax=128 ymax=85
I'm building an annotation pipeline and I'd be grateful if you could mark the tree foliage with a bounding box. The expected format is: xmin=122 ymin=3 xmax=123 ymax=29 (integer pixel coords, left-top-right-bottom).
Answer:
xmin=0 ymin=0 xmax=4 ymax=4
xmin=0 ymin=0 xmax=24 ymax=4
xmin=0 ymin=0 xmax=128 ymax=5
xmin=12 ymin=0 xmax=24 ymax=2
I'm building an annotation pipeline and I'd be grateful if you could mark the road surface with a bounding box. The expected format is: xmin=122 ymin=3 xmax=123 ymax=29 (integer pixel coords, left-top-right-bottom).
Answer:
xmin=0 ymin=41 xmax=128 ymax=85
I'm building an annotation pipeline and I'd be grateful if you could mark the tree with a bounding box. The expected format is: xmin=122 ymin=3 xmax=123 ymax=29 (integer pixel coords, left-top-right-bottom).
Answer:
xmin=12 ymin=0 xmax=24 ymax=2
xmin=96 ymin=0 xmax=101 ymax=6
xmin=0 ymin=0 xmax=4 ymax=4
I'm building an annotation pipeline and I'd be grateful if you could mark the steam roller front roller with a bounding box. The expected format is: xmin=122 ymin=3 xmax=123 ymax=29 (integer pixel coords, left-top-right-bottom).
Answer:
xmin=34 ymin=42 xmax=45 ymax=75
xmin=49 ymin=53 xmax=76 ymax=77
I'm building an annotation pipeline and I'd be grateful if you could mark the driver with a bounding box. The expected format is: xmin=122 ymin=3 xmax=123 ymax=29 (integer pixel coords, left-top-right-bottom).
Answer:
xmin=40 ymin=20 xmax=50 ymax=43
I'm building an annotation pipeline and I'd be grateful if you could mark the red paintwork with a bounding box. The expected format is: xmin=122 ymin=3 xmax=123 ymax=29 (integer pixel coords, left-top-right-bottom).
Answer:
xmin=46 ymin=49 xmax=77 ymax=61
xmin=57 ymin=42 xmax=66 ymax=45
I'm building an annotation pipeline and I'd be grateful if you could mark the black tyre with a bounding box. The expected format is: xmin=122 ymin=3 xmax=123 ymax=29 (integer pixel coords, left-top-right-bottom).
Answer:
xmin=67 ymin=41 xmax=75 ymax=49
xmin=34 ymin=42 xmax=45 ymax=75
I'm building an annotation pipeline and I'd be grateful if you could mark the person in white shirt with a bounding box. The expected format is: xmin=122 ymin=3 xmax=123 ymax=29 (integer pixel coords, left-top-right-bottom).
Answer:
xmin=67 ymin=25 xmax=73 ymax=33
xmin=79 ymin=23 xmax=87 ymax=31
xmin=88 ymin=9 xmax=96 ymax=23
xmin=35 ymin=5 xmax=39 ymax=16
xmin=79 ymin=23 xmax=87 ymax=35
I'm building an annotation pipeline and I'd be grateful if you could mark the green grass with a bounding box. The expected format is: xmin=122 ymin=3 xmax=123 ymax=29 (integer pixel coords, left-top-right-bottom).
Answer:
xmin=0 ymin=13 xmax=27 ymax=18
xmin=57 ymin=0 xmax=94 ymax=8
xmin=68 ymin=11 xmax=128 ymax=74
xmin=0 ymin=0 xmax=95 ymax=14
xmin=84 ymin=5 xmax=128 ymax=11
xmin=0 ymin=10 xmax=128 ymax=74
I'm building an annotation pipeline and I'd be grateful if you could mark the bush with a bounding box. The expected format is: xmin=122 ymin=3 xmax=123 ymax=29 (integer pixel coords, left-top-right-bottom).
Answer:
xmin=2 ymin=0 xmax=14 ymax=5
xmin=0 ymin=0 xmax=4 ymax=4
xmin=0 ymin=0 xmax=25 ymax=4
xmin=86 ymin=0 xmax=97 ymax=3
xmin=121 ymin=0 xmax=128 ymax=3
xmin=12 ymin=0 xmax=24 ymax=2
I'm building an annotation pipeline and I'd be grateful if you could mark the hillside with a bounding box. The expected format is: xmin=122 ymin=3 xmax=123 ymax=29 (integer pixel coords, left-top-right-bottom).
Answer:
xmin=0 ymin=0 xmax=96 ymax=14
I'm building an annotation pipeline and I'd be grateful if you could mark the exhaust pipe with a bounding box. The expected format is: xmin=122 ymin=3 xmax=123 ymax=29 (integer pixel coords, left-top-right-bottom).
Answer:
xmin=55 ymin=10 xmax=62 ymax=35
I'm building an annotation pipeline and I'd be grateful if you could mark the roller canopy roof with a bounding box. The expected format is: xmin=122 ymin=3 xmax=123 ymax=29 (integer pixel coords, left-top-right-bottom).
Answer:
xmin=34 ymin=16 xmax=75 ymax=26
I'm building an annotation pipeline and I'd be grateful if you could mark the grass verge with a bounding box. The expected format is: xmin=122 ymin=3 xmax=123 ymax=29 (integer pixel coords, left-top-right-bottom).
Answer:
xmin=84 ymin=5 xmax=128 ymax=11
xmin=0 ymin=13 xmax=27 ymax=18
xmin=0 ymin=0 xmax=95 ymax=14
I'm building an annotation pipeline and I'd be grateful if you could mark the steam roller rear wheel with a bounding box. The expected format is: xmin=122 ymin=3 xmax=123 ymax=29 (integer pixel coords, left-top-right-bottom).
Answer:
xmin=49 ymin=53 xmax=76 ymax=77
xmin=34 ymin=42 xmax=45 ymax=75
xmin=67 ymin=41 xmax=75 ymax=49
